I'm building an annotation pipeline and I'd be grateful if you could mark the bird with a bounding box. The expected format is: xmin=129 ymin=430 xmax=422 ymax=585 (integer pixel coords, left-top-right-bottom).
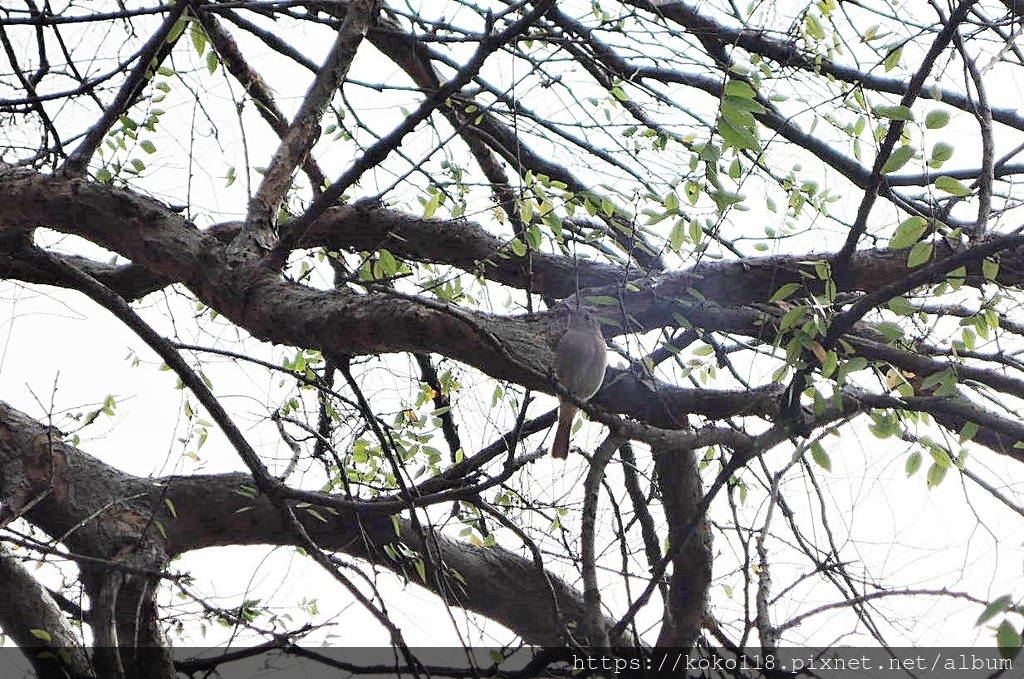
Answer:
xmin=551 ymin=310 xmax=607 ymax=459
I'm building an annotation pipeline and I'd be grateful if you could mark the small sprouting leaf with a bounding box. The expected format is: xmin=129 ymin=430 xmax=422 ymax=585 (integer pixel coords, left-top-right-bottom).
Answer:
xmin=30 ymin=629 xmax=52 ymax=642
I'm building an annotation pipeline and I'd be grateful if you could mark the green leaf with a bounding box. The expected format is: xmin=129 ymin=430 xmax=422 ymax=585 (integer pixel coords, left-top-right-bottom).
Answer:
xmin=422 ymin=191 xmax=441 ymax=219
xmin=669 ymin=220 xmax=686 ymax=252
xmin=689 ymin=219 xmax=702 ymax=244
xmin=881 ymin=145 xmax=915 ymax=173
xmin=140 ymin=140 xmax=157 ymax=154
xmin=378 ymin=249 xmax=397 ymax=277
xmin=977 ymin=595 xmax=1013 ymax=626
xmin=190 ymin=21 xmax=207 ymax=56
xmin=206 ymin=50 xmax=219 ymax=75
xmin=983 ymin=258 xmax=999 ymax=281
xmin=304 ymin=507 xmax=328 ymax=523
xmin=926 ymin=462 xmax=947 ymax=488
xmin=821 ymin=350 xmax=838 ymax=378
xmin=413 ymin=558 xmax=427 ymax=583
xmin=167 ymin=17 xmax=187 ymax=45
xmin=890 ymin=216 xmax=927 ymax=249
xmin=929 ymin=445 xmax=951 ymax=469
xmin=996 ymin=620 xmax=1022 ymax=660
xmin=884 ymin=45 xmax=901 ymax=71
xmin=29 ymin=629 xmax=52 ymax=643
xmin=930 ymin=141 xmax=954 ymax=164
xmin=960 ymin=421 xmax=979 ymax=442
xmin=769 ymin=282 xmax=801 ymax=302
xmin=780 ymin=305 xmax=808 ymax=331
xmin=876 ymin=321 xmax=905 ymax=341
xmin=718 ymin=115 xmax=760 ymax=153
xmin=934 ymin=175 xmax=971 ymax=196
xmin=724 ymin=80 xmax=757 ymax=98
xmin=874 ymin=104 xmax=914 ymax=121
xmin=805 ymin=13 xmax=825 ymax=40
xmin=520 ymin=197 xmax=533 ymax=223
xmin=810 ymin=442 xmax=832 ymax=471
xmin=663 ymin=191 xmax=679 ymax=212
xmin=925 ymin=110 xmax=950 ymax=129
xmin=510 ymin=238 xmax=527 ymax=257
xmin=906 ymin=241 xmax=932 ymax=268
xmin=723 ymin=95 xmax=765 ymax=115
xmin=947 ymin=266 xmax=967 ymax=290
xmin=883 ymin=45 xmax=902 ymax=71
xmin=905 ymin=451 xmax=922 ymax=477
xmin=525 ymin=223 xmax=542 ymax=249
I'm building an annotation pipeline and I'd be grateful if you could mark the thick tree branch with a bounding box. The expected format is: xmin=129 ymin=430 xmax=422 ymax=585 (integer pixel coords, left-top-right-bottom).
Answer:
xmin=0 ymin=401 xmax=633 ymax=647
xmin=0 ymin=544 xmax=93 ymax=679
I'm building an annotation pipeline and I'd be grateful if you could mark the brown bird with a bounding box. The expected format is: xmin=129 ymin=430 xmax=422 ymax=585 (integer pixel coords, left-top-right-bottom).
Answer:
xmin=551 ymin=310 xmax=608 ymax=459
